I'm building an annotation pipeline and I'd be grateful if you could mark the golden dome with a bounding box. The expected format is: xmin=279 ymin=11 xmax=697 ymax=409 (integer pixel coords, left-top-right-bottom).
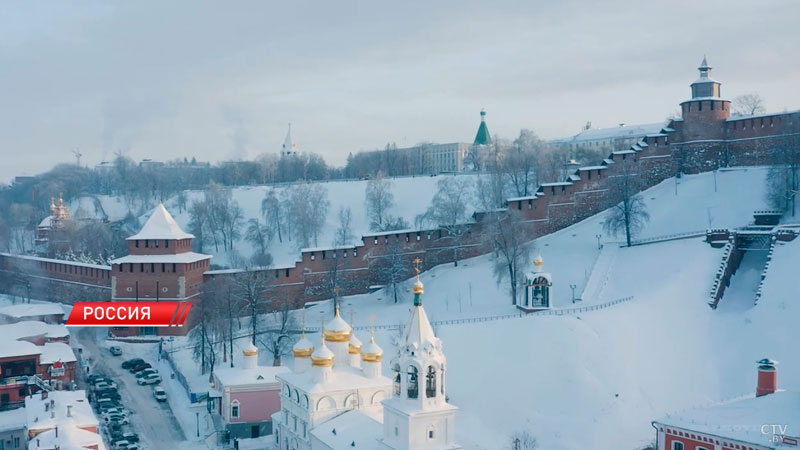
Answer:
xmin=242 ymin=341 xmax=258 ymax=357
xmin=311 ymin=337 xmax=335 ymax=367
xmin=361 ymin=336 xmax=383 ymax=363
xmin=348 ymin=334 xmax=362 ymax=355
xmin=323 ymin=305 xmax=352 ymax=342
xmin=292 ymin=331 xmax=314 ymax=358
xmin=412 ymin=279 xmax=424 ymax=295
xmin=533 ymin=257 xmax=543 ymax=266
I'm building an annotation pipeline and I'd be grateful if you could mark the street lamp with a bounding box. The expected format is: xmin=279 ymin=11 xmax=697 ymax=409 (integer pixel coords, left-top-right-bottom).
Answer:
xmin=595 ymin=234 xmax=602 ymax=250
xmin=570 ymin=284 xmax=577 ymax=304
xmin=196 ymin=412 xmax=199 ymax=437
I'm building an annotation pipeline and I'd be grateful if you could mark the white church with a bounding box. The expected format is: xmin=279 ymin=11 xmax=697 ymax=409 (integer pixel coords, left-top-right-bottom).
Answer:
xmin=272 ymin=265 xmax=461 ymax=450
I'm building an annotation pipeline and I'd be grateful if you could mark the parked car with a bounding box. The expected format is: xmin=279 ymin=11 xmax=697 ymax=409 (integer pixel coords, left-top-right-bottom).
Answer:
xmin=109 ymin=346 xmax=122 ymax=356
xmin=137 ymin=373 xmax=162 ymax=385
xmin=120 ymin=432 xmax=139 ymax=443
xmin=88 ymin=374 xmax=110 ymax=384
xmin=125 ymin=444 xmax=142 ymax=450
xmin=101 ymin=408 xmax=128 ymax=418
xmin=96 ymin=398 xmax=121 ymax=408
xmin=153 ymin=386 xmax=167 ymax=402
xmin=112 ymin=440 xmax=130 ymax=450
xmin=98 ymin=403 xmax=123 ymax=414
xmin=96 ymin=391 xmax=121 ymax=401
xmin=121 ymin=358 xmax=144 ymax=370
xmin=104 ymin=414 xmax=129 ymax=425
xmin=135 ymin=368 xmax=158 ymax=379
xmin=130 ymin=362 xmax=152 ymax=373
xmin=94 ymin=381 xmax=118 ymax=390
xmin=107 ymin=421 xmax=123 ymax=434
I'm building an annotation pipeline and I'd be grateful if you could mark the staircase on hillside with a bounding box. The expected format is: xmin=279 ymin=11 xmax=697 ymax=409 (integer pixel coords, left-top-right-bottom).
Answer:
xmin=581 ymin=245 xmax=618 ymax=302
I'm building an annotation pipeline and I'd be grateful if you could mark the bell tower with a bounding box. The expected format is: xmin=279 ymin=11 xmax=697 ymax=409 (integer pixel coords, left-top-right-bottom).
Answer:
xmin=380 ymin=259 xmax=460 ymax=450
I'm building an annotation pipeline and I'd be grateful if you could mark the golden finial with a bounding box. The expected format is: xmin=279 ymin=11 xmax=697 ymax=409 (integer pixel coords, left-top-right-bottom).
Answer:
xmin=412 ymin=258 xmax=424 ymax=296
xmin=369 ymin=315 xmax=376 ymax=343
xmin=334 ymin=302 xmax=340 ymax=317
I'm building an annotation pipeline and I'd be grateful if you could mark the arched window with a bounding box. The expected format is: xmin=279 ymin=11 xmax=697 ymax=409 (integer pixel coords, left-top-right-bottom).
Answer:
xmin=441 ymin=365 xmax=446 ymax=396
xmin=672 ymin=443 xmax=684 ymax=450
xmin=302 ymin=394 xmax=309 ymax=409
xmin=407 ymin=366 xmax=419 ymax=399
xmin=427 ymin=425 xmax=436 ymax=440
xmin=425 ymin=366 xmax=437 ymax=398
xmin=230 ymin=400 xmax=240 ymax=418
xmin=393 ymin=364 xmax=401 ymax=396
xmin=294 ymin=390 xmax=300 ymax=403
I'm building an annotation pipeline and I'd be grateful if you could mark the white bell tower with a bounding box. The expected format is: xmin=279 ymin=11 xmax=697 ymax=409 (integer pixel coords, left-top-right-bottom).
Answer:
xmin=380 ymin=258 xmax=460 ymax=450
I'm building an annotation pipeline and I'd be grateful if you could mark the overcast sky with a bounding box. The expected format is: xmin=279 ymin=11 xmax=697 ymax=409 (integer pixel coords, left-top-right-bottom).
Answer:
xmin=2 ymin=0 xmax=799 ymax=183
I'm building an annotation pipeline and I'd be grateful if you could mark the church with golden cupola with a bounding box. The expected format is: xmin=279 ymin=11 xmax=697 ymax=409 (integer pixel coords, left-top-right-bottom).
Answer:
xmin=272 ymin=260 xmax=461 ymax=450
xmin=519 ymin=249 xmax=553 ymax=312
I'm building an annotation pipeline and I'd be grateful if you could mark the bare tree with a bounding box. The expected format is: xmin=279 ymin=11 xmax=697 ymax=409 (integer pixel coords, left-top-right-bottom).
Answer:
xmin=188 ymin=199 xmax=212 ymax=253
xmin=285 ymin=182 xmax=330 ymax=247
xmin=190 ymin=288 xmax=224 ymax=376
xmin=365 ymin=172 xmax=396 ymax=231
xmin=261 ymin=189 xmax=285 ymax=243
xmin=334 ymin=206 xmax=354 ymax=246
xmin=419 ymin=177 xmax=474 ymax=266
xmin=369 ymin=240 xmax=411 ymax=304
xmin=487 ymin=210 xmax=531 ymax=305
xmin=604 ymin=164 xmax=650 ymax=247
xmin=256 ymin=298 xmax=297 ymax=366
xmin=504 ymin=130 xmax=546 ymax=197
xmin=508 ymin=431 xmax=538 ymax=450
xmin=733 ymin=94 xmax=766 ymax=116
xmin=766 ymin=130 xmax=800 ymax=216
xmin=232 ymin=269 xmax=274 ymax=340
xmin=245 ymin=218 xmax=271 ymax=260
xmin=174 ymin=190 xmax=189 ymax=213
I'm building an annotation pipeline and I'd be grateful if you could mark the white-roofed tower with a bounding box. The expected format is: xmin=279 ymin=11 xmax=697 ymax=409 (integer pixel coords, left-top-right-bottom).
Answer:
xmin=110 ymin=203 xmax=211 ymax=337
xmin=380 ymin=258 xmax=460 ymax=450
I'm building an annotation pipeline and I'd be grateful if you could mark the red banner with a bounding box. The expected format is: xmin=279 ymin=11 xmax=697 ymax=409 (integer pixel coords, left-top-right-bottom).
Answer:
xmin=66 ymin=302 xmax=192 ymax=327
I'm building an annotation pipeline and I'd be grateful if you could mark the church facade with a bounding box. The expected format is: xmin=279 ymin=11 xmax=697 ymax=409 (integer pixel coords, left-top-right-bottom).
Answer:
xmin=272 ymin=265 xmax=461 ymax=450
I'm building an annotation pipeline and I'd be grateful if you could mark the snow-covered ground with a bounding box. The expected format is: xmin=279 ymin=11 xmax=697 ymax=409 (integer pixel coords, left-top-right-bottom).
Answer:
xmin=54 ymin=166 xmax=799 ymax=449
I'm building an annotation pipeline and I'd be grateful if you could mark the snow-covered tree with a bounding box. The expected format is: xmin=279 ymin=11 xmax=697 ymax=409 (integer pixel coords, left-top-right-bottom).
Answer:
xmin=419 ymin=177 xmax=474 ymax=266
xmin=261 ymin=189 xmax=286 ymax=243
xmin=245 ymin=218 xmax=271 ymax=261
xmin=255 ymin=298 xmax=297 ymax=366
xmin=285 ymin=182 xmax=329 ymax=247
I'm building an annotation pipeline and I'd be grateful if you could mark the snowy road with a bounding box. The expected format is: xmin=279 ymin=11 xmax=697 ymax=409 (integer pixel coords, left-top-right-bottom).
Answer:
xmin=75 ymin=328 xmax=187 ymax=450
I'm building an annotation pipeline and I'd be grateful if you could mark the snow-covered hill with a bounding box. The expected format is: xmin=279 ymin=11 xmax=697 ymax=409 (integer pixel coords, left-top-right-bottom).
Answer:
xmin=300 ymin=166 xmax=798 ymax=449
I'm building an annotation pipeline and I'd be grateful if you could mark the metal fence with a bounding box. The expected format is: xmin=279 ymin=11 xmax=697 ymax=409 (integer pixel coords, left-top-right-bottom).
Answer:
xmin=625 ymin=230 xmax=706 ymax=247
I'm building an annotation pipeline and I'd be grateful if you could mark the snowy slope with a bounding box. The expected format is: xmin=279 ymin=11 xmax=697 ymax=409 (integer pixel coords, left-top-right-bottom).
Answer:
xmin=161 ymin=174 xmax=477 ymax=267
xmin=154 ymin=167 xmax=792 ymax=449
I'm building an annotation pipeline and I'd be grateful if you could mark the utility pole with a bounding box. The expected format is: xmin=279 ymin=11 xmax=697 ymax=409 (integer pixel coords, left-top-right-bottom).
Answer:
xmin=570 ymin=283 xmax=577 ymax=304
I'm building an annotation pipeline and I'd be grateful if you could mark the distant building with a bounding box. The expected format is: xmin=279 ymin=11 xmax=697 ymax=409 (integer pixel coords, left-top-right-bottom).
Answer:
xmin=211 ymin=342 xmax=289 ymax=440
xmin=552 ymin=121 xmax=667 ymax=153
xmin=0 ymin=304 xmax=66 ymax=324
xmin=35 ymin=196 xmax=71 ymax=252
xmin=139 ymin=158 xmax=165 ymax=170
xmin=652 ymin=359 xmax=799 ymax=449
xmin=282 ymin=123 xmax=297 ymax=157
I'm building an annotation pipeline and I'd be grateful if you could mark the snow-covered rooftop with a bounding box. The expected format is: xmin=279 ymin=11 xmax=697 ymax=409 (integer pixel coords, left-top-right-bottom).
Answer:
xmin=726 ymin=108 xmax=800 ymax=122
xmin=127 ymin=203 xmax=194 ymax=241
xmin=0 ymin=303 xmax=65 ymax=319
xmin=655 ymin=391 xmax=800 ymax=447
xmin=0 ymin=321 xmax=69 ymax=341
xmin=277 ymin=364 xmax=392 ymax=394
xmin=362 ymin=228 xmax=418 ymax=238
xmin=39 ymin=342 xmax=76 ymax=365
xmin=553 ymin=122 xmax=667 ymax=143
xmin=25 ymin=391 xmax=98 ymax=433
xmin=0 ymin=408 xmax=26 ymax=432
xmin=214 ymin=365 xmax=289 ymax=388
xmin=28 ymin=424 xmax=105 ymax=450
xmin=310 ymin=410 xmax=382 ymax=449
xmin=110 ymin=252 xmax=211 ymax=265
xmin=0 ymin=338 xmax=41 ymax=359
